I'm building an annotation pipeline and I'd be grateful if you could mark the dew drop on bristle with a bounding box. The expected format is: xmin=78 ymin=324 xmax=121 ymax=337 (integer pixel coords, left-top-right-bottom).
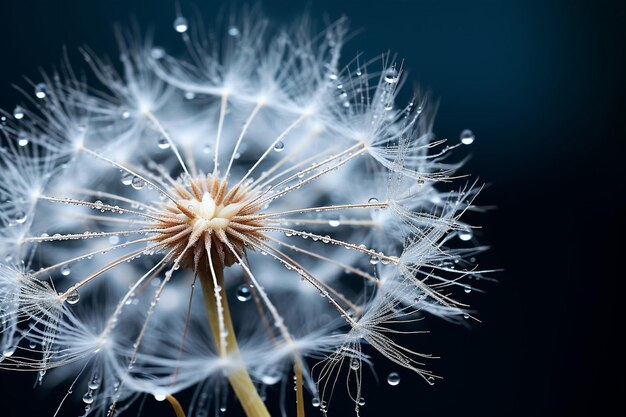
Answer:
xmin=61 ymin=265 xmax=71 ymax=276
xmin=82 ymin=391 xmax=94 ymax=404
xmin=387 ymin=372 xmax=400 ymax=386
xmin=131 ymin=176 xmax=145 ymax=190
xmin=17 ymin=133 xmax=29 ymax=147
xmin=261 ymin=372 xmax=281 ymax=385
xmin=350 ymin=358 xmax=360 ymax=370
xmin=384 ymin=67 xmax=399 ymax=84
xmin=312 ymin=397 xmax=321 ymax=407
xmin=464 ymin=286 xmax=472 ymax=293
xmin=121 ymin=172 xmax=133 ymax=185
xmin=368 ymin=197 xmax=379 ymax=204
xmin=13 ymin=106 xmax=25 ymax=120
xmin=88 ymin=377 xmax=101 ymax=390
xmin=228 ymin=26 xmax=240 ymax=37
xmin=2 ymin=347 xmax=16 ymax=357
xmin=273 ymin=141 xmax=285 ymax=152
xmin=14 ymin=211 xmax=27 ymax=224
xmin=154 ymin=393 xmax=167 ymax=401
xmin=328 ymin=217 xmax=341 ymax=227
xmin=173 ymin=16 xmax=188 ymax=33
xmin=66 ymin=289 xmax=80 ymax=304
xmin=459 ymin=230 xmax=473 ymax=241
xmin=236 ymin=285 xmax=251 ymax=302
xmin=358 ymin=397 xmax=366 ymax=406
xmin=34 ymin=83 xmax=48 ymax=99
xmin=460 ymin=129 xmax=475 ymax=145
xmin=157 ymin=137 xmax=171 ymax=149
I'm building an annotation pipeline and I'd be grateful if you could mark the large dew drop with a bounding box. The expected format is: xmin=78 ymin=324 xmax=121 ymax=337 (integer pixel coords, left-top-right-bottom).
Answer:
xmin=157 ymin=136 xmax=171 ymax=149
xmin=35 ymin=83 xmax=48 ymax=99
xmin=173 ymin=16 xmax=189 ymax=33
xmin=66 ymin=289 xmax=80 ymax=305
xmin=13 ymin=106 xmax=25 ymax=120
xmin=384 ymin=67 xmax=399 ymax=84
xmin=131 ymin=176 xmax=145 ymax=190
xmin=460 ymin=129 xmax=475 ymax=145
xmin=387 ymin=372 xmax=401 ymax=386
xmin=14 ymin=211 xmax=27 ymax=224
xmin=236 ymin=285 xmax=251 ymax=302
xmin=273 ymin=141 xmax=285 ymax=152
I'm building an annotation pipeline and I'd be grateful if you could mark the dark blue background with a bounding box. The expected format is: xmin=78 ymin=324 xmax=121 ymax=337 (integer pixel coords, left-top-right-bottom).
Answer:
xmin=1 ymin=1 xmax=623 ymax=416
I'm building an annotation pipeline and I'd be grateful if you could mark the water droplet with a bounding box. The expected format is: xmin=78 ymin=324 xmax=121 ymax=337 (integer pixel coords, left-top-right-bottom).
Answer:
xmin=88 ymin=377 xmax=101 ymax=390
xmin=350 ymin=358 xmax=360 ymax=370
xmin=173 ymin=16 xmax=189 ymax=33
xmin=157 ymin=137 xmax=170 ymax=149
xmin=358 ymin=397 xmax=366 ymax=406
xmin=236 ymin=285 xmax=251 ymax=302
xmin=66 ymin=289 xmax=80 ymax=305
xmin=228 ymin=26 xmax=240 ymax=37
xmin=460 ymin=129 xmax=475 ymax=145
xmin=13 ymin=106 xmax=25 ymax=120
xmin=384 ymin=67 xmax=399 ymax=84
xmin=94 ymin=200 xmax=103 ymax=210
xmin=387 ymin=372 xmax=400 ymax=386
xmin=17 ymin=133 xmax=29 ymax=147
xmin=273 ymin=141 xmax=285 ymax=152
xmin=14 ymin=211 xmax=27 ymax=224
xmin=82 ymin=391 xmax=94 ymax=404
xmin=121 ymin=172 xmax=133 ymax=185
xmin=322 ymin=235 xmax=330 ymax=243
xmin=312 ymin=397 xmax=321 ymax=407
xmin=328 ymin=217 xmax=340 ymax=227
xmin=184 ymin=91 xmax=195 ymax=100
xmin=459 ymin=230 xmax=473 ymax=241
xmin=34 ymin=83 xmax=48 ymax=99
xmin=121 ymin=110 xmax=131 ymax=119
xmin=261 ymin=372 xmax=281 ymax=385
xmin=60 ymin=265 xmax=71 ymax=276
xmin=464 ymin=286 xmax=472 ymax=293
xmin=2 ymin=347 xmax=16 ymax=357
xmin=368 ymin=197 xmax=379 ymax=204
xmin=202 ymin=144 xmax=212 ymax=154
xmin=369 ymin=255 xmax=380 ymax=265
xmin=131 ymin=176 xmax=145 ymax=190
xmin=463 ymin=313 xmax=470 ymax=319
xmin=154 ymin=393 xmax=167 ymax=401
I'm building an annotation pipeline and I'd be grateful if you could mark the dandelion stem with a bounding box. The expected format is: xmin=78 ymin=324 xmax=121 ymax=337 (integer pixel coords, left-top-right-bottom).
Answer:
xmin=295 ymin=360 xmax=306 ymax=417
xmin=165 ymin=394 xmax=187 ymax=417
xmin=198 ymin=258 xmax=270 ymax=417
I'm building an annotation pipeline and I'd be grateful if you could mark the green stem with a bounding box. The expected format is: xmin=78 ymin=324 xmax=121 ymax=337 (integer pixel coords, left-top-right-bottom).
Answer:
xmin=198 ymin=260 xmax=270 ymax=417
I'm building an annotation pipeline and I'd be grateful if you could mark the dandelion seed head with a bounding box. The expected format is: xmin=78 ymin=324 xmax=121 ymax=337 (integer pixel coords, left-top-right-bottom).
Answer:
xmin=0 ymin=9 xmax=491 ymax=416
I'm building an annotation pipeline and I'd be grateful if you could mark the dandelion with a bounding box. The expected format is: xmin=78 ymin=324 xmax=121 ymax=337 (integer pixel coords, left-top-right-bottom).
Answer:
xmin=0 ymin=10 xmax=490 ymax=417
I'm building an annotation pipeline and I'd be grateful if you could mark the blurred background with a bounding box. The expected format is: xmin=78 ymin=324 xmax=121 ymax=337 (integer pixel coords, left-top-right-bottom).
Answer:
xmin=0 ymin=0 xmax=623 ymax=416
